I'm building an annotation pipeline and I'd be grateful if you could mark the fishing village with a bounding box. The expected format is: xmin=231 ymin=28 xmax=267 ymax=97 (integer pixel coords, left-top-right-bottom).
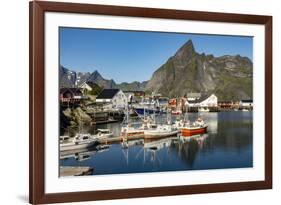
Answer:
xmin=59 ymin=86 xmax=253 ymax=176
xmin=59 ymin=31 xmax=254 ymax=176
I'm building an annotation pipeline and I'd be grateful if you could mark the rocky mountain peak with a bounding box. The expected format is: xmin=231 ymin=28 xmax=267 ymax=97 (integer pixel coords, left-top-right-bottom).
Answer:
xmin=87 ymin=70 xmax=103 ymax=82
xmin=90 ymin=70 xmax=102 ymax=78
xmin=146 ymin=39 xmax=253 ymax=100
xmin=174 ymin=39 xmax=195 ymax=59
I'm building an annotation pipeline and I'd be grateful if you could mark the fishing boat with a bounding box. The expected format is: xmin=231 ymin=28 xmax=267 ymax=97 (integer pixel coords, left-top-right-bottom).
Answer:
xmin=171 ymin=109 xmax=182 ymax=115
xmin=121 ymin=125 xmax=145 ymax=136
xmin=134 ymin=98 xmax=160 ymax=115
xmin=121 ymin=106 xmax=145 ymax=136
xmin=198 ymin=107 xmax=210 ymax=112
xmin=144 ymin=124 xmax=179 ymax=139
xmin=94 ymin=129 xmax=113 ymax=139
xmin=60 ymin=135 xmax=71 ymax=143
xmin=96 ymin=144 xmax=110 ymax=153
xmin=75 ymin=150 xmax=97 ymax=162
xmin=60 ymin=134 xmax=98 ymax=151
xmin=134 ymin=107 xmax=160 ymax=115
xmin=178 ymin=118 xmax=208 ymax=137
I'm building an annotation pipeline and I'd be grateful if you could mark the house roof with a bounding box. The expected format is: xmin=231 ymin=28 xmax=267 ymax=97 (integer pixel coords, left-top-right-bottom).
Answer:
xmin=123 ymin=90 xmax=145 ymax=93
xmin=96 ymin=89 xmax=120 ymax=99
xmin=218 ymin=101 xmax=233 ymax=104
xmin=241 ymin=99 xmax=253 ymax=103
xmin=83 ymin=81 xmax=100 ymax=88
xmin=187 ymin=94 xmax=214 ymax=104
xmin=60 ymin=88 xmax=82 ymax=95
xmin=187 ymin=93 xmax=201 ymax=98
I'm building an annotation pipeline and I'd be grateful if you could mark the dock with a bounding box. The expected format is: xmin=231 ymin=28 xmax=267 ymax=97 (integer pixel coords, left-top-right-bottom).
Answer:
xmin=60 ymin=166 xmax=93 ymax=177
xmin=98 ymin=134 xmax=145 ymax=144
xmin=90 ymin=119 xmax=118 ymax=125
xmin=97 ymin=133 xmax=181 ymax=145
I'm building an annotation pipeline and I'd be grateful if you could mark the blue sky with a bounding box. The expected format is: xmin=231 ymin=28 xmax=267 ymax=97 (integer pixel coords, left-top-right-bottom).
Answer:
xmin=60 ymin=27 xmax=253 ymax=83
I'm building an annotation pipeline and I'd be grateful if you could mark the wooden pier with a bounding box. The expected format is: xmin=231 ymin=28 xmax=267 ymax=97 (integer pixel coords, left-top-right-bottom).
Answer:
xmin=90 ymin=119 xmax=118 ymax=125
xmin=60 ymin=166 xmax=94 ymax=177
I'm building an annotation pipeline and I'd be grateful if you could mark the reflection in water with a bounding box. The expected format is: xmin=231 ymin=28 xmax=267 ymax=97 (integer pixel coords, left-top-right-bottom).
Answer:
xmin=60 ymin=111 xmax=253 ymax=175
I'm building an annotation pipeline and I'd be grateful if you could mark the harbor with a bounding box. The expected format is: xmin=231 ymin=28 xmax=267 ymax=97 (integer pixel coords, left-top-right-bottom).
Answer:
xmin=60 ymin=111 xmax=253 ymax=176
xmin=58 ymin=32 xmax=254 ymax=176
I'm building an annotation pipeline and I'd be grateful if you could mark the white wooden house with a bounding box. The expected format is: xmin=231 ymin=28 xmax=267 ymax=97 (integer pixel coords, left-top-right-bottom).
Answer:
xmin=79 ymin=82 xmax=93 ymax=92
xmin=96 ymin=89 xmax=128 ymax=109
xmin=188 ymin=94 xmax=218 ymax=107
xmin=79 ymin=81 xmax=100 ymax=95
xmin=187 ymin=93 xmax=201 ymax=101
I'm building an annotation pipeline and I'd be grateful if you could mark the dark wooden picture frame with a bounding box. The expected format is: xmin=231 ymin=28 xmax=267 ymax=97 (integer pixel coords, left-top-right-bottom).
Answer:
xmin=29 ymin=1 xmax=272 ymax=204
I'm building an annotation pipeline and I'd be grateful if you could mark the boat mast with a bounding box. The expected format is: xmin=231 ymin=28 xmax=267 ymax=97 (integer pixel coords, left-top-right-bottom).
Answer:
xmin=144 ymin=103 xmax=146 ymax=121
xmin=126 ymin=105 xmax=129 ymax=124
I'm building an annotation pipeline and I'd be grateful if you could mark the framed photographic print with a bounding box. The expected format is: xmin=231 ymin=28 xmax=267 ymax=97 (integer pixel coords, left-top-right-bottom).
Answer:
xmin=29 ymin=1 xmax=272 ymax=204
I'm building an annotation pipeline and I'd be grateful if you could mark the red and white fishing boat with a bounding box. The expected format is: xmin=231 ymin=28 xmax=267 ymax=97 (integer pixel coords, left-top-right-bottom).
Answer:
xmin=176 ymin=117 xmax=208 ymax=137
xmin=181 ymin=125 xmax=208 ymax=136
xmin=171 ymin=109 xmax=182 ymax=115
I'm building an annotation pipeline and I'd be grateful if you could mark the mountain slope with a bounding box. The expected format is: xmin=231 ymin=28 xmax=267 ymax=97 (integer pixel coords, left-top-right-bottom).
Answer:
xmin=145 ymin=40 xmax=253 ymax=100
xmin=59 ymin=67 xmax=147 ymax=91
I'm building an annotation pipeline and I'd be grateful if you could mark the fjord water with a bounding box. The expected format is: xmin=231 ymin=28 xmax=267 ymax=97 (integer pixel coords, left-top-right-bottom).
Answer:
xmin=60 ymin=111 xmax=253 ymax=175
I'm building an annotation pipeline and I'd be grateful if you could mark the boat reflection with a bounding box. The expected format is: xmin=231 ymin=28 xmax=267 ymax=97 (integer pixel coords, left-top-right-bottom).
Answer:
xmin=60 ymin=144 xmax=111 ymax=161
xmin=60 ymin=112 xmax=253 ymax=175
xmin=140 ymin=134 xmax=209 ymax=167
xmin=175 ymin=134 xmax=209 ymax=167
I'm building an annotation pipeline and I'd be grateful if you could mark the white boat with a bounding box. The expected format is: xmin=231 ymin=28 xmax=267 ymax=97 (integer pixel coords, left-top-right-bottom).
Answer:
xmin=75 ymin=150 xmax=97 ymax=161
xmin=144 ymin=124 xmax=179 ymax=139
xmin=60 ymin=135 xmax=71 ymax=143
xmin=96 ymin=144 xmax=111 ymax=153
xmin=94 ymin=129 xmax=113 ymax=139
xmin=121 ymin=106 xmax=145 ymax=136
xmin=134 ymin=98 xmax=160 ymax=115
xmin=242 ymin=108 xmax=249 ymax=111
xmin=60 ymin=134 xmax=98 ymax=151
xmin=121 ymin=124 xmax=145 ymax=136
xmin=198 ymin=107 xmax=210 ymax=112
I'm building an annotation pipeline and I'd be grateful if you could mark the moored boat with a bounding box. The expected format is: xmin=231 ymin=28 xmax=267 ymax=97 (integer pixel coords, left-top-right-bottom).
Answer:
xmin=181 ymin=125 xmax=208 ymax=136
xmin=198 ymin=107 xmax=210 ymax=112
xmin=144 ymin=124 xmax=179 ymax=139
xmin=134 ymin=107 xmax=160 ymax=115
xmin=120 ymin=122 xmax=145 ymax=136
xmin=176 ymin=117 xmax=208 ymax=137
xmin=60 ymin=134 xmax=98 ymax=151
xmin=171 ymin=110 xmax=182 ymax=115
xmin=94 ymin=129 xmax=113 ymax=139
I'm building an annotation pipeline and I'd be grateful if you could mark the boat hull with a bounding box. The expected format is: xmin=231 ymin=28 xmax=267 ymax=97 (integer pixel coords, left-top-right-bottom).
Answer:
xmin=95 ymin=133 xmax=113 ymax=139
xmin=60 ymin=141 xmax=97 ymax=151
xmin=144 ymin=130 xmax=179 ymax=139
xmin=121 ymin=131 xmax=144 ymax=137
xmin=181 ymin=126 xmax=207 ymax=137
xmin=135 ymin=108 xmax=159 ymax=115
xmin=171 ymin=111 xmax=181 ymax=115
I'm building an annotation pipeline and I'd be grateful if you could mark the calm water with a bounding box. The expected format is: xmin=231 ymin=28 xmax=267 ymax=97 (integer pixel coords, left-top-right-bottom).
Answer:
xmin=60 ymin=111 xmax=253 ymax=175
